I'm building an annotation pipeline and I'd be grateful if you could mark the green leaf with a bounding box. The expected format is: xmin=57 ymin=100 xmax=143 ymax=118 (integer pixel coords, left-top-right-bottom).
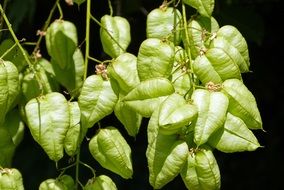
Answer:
xmin=50 ymin=48 xmax=84 ymax=97
xmin=147 ymin=109 xmax=188 ymax=189
xmin=209 ymin=113 xmax=260 ymax=152
xmin=0 ymin=168 xmax=25 ymax=190
xmin=89 ymin=127 xmax=133 ymax=179
xmin=186 ymin=16 xmax=219 ymax=59
xmin=45 ymin=20 xmax=78 ymax=69
xmin=84 ymin=175 xmax=117 ymax=190
xmin=0 ymin=60 xmax=19 ymax=124
xmin=123 ymin=77 xmax=175 ymax=117
xmin=181 ymin=147 xmax=220 ymax=190
xmin=0 ymin=39 xmax=27 ymax=72
xmin=158 ymin=93 xmax=197 ymax=135
xmin=64 ymin=102 xmax=81 ymax=156
xmin=78 ymin=75 xmax=118 ymax=129
xmin=114 ymin=94 xmax=142 ymax=137
xmin=0 ymin=128 xmax=16 ymax=167
xmin=222 ymin=79 xmax=262 ymax=130
xmin=1 ymin=108 xmax=25 ymax=147
xmin=107 ymin=53 xmax=140 ymax=93
xmin=183 ymin=0 xmax=215 ymax=18
xmin=216 ymin=25 xmax=250 ymax=69
xmin=100 ymin=15 xmax=131 ymax=58
xmin=146 ymin=7 xmax=182 ymax=44
xmin=192 ymin=89 xmax=229 ymax=146
xmin=25 ymin=92 xmax=70 ymax=161
xmin=137 ymin=38 xmax=174 ymax=81
xmin=210 ymin=36 xmax=249 ymax=73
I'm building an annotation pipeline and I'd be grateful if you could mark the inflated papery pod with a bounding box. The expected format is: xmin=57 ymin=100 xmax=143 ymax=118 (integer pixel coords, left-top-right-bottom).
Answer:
xmin=22 ymin=59 xmax=59 ymax=101
xmin=191 ymin=89 xmax=229 ymax=146
xmin=107 ymin=53 xmax=140 ymax=94
xmin=59 ymin=175 xmax=75 ymax=190
xmin=122 ymin=77 xmax=175 ymax=117
xmin=209 ymin=113 xmax=261 ymax=152
xmin=183 ymin=0 xmax=215 ymax=18
xmin=100 ymin=15 xmax=131 ymax=58
xmin=64 ymin=102 xmax=81 ymax=156
xmin=89 ymin=127 xmax=133 ymax=179
xmin=50 ymin=48 xmax=84 ymax=97
xmin=222 ymin=79 xmax=262 ymax=130
xmin=180 ymin=147 xmax=221 ymax=190
xmin=84 ymin=175 xmax=117 ymax=190
xmin=78 ymin=75 xmax=118 ymax=129
xmin=114 ymin=94 xmax=142 ymax=137
xmin=137 ymin=38 xmax=174 ymax=81
xmin=0 ymin=128 xmax=16 ymax=167
xmin=39 ymin=178 xmax=68 ymax=190
xmin=147 ymin=6 xmax=182 ymax=44
xmin=147 ymin=109 xmax=188 ymax=189
xmin=158 ymin=93 xmax=197 ymax=135
xmin=45 ymin=20 xmax=78 ymax=69
xmin=0 ymin=60 xmax=19 ymax=124
xmin=185 ymin=16 xmax=219 ymax=59
xmin=192 ymin=46 xmax=242 ymax=85
xmin=216 ymin=25 xmax=250 ymax=68
xmin=0 ymin=168 xmax=24 ymax=190
xmin=25 ymin=92 xmax=70 ymax=161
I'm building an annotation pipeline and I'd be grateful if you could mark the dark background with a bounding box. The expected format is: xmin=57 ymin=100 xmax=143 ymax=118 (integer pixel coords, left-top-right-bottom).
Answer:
xmin=1 ymin=0 xmax=283 ymax=189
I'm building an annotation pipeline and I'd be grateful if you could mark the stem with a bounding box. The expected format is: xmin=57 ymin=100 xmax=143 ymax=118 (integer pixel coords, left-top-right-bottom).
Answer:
xmin=33 ymin=0 xmax=60 ymax=54
xmin=84 ymin=0 xmax=91 ymax=80
xmin=0 ymin=4 xmax=49 ymax=93
xmin=108 ymin=0 xmax=113 ymax=16
xmin=182 ymin=3 xmax=195 ymax=91
xmin=88 ymin=56 xmax=103 ymax=64
xmin=57 ymin=1 xmax=64 ymax=19
xmin=75 ymin=150 xmax=80 ymax=190
xmin=0 ymin=0 xmax=9 ymax=40
xmin=80 ymin=161 xmax=96 ymax=177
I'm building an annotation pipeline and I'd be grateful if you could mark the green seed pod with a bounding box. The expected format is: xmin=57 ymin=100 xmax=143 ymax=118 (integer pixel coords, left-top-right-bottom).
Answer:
xmin=222 ymin=79 xmax=262 ymax=130
xmin=59 ymin=175 xmax=75 ymax=190
xmin=22 ymin=59 xmax=59 ymax=101
xmin=210 ymin=36 xmax=249 ymax=73
xmin=209 ymin=113 xmax=261 ymax=152
xmin=0 ymin=168 xmax=24 ymax=190
xmin=146 ymin=7 xmax=182 ymax=44
xmin=122 ymin=77 xmax=175 ymax=117
xmin=183 ymin=0 xmax=215 ymax=18
xmin=114 ymin=94 xmax=142 ymax=137
xmin=0 ymin=60 xmax=19 ymax=124
xmin=84 ymin=175 xmax=117 ymax=190
xmin=78 ymin=75 xmax=118 ymax=129
xmin=64 ymin=102 xmax=81 ymax=156
xmin=89 ymin=127 xmax=133 ymax=179
xmin=25 ymin=92 xmax=70 ymax=161
xmin=216 ymin=25 xmax=250 ymax=68
xmin=45 ymin=20 xmax=78 ymax=69
xmin=191 ymin=89 xmax=229 ymax=146
xmin=185 ymin=16 xmax=219 ymax=59
xmin=50 ymin=48 xmax=84 ymax=97
xmin=193 ymin=47 xmax=242 ymax=85
xmin=147 ymin=109 xmax=188 ymax=189
xmin=100 ymin=15 xmax=131 ymax=58
xmin=137 ymin=38 xmax=175 ymax=81
xmin=39 ymin=178 xmax=67 ymax=190
xmin=158 ymin=93 xmax=197 ymax=135
xmin=181 ymin=147 xmax=221 ymax=190
xmin=107 ymin=53 xmax=140 ymax=94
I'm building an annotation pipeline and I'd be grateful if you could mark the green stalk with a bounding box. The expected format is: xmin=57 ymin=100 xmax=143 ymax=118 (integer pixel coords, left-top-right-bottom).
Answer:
xmin=182 ymin=3 xmax=195 ymax=91
xmin=83 ymin=0 xmax=91 ymax=80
